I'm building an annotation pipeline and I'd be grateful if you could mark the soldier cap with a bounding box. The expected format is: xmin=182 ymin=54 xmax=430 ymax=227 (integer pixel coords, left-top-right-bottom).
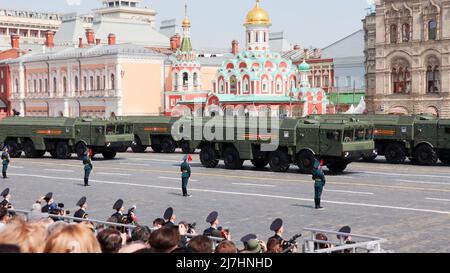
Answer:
xmin=44 ymin=192 xmax=53 ymax=200
xmin=337 ymin=226 xmax=351 ymax=239
xmin=113 ymin=199 xmax=124 ymax=210
xmin=163 ymin=207 xmax=174 ymax=220
xmin=240 ymin=233 xmax=257 ymax=244
xmin=270 ymin=218 xmax=283 ymax=232
xmin=206 ymin=211 xmax=218 ymax=223
xmin=76 ymin=196 xmax=87 ymax=207
xmin=1 ymin=188 xmax=10 ymax=198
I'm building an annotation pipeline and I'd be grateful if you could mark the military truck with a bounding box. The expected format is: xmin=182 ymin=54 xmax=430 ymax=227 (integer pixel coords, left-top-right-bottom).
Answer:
xmin=119 ymin=116 xmax=194 ymax=154
xmin=181 ymin=117 xmax=375 ymax=173
xmin=309 ymin=114 xmax=450 ymax=166
xmin=0 ymin=117 xmax=134 ymax=160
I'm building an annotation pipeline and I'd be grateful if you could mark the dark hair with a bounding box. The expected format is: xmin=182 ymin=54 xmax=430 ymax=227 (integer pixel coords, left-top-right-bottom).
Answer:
xmin=187 ymin=235 xmax=213 ymax=253
xmin=266 ymin=238 xmax=283 ymax=253
xmin=131 ymin=225 xmax=151 ymax=243
xmin=133 ymin=247 xmax=154 ymax=253
xmin=0 ymin=207 xmax=8 ymax=221
xmin=149 ymin=226 xmax=180 ymax=253
xmin=215 ymin=240 xmax=237 ymax=253
xmin=315 ymin=233 xmax=329 ymax=250
xmin=153 ymin=218 xmax=165 ymax=227
xmin=0 ymin=244 xmax=21 ymax=253
xmin=96 ymin=228 xmax=123 ymax=253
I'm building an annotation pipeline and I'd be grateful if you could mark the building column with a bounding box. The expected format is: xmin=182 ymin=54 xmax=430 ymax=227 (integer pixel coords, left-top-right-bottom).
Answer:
xmin=63 ymin=99 xmax=69 ymax=117
xmin=115 ymin=63 xmax=123 ymax=115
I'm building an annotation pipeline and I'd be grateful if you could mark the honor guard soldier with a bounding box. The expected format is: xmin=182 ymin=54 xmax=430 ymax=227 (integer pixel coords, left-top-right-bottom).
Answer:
xmin=180 ymin=154 xmax=192 ymax=197
xmin=1 ymin=146 xmax=10 ymax=179
xmin=268 ymin=218 xmax=284 ymax=242
xmin=203 ymin=211 xmax=219 ymax=236
xmin=73 ymin=196 xmax=88 ymax=223
xmin=111 ymin=199 xmax=127 ymax=223
xmin=0 ymin=188 xmax=15 ymax=216
xmin=41 ymin=192 xmax=57 ymax=213
xmin=312 ymin=159 xmax=326 ymax=210
xmin=163 ymin=207 xmax=176 ymax=227
xmin=83 ymin=148 xmax=93 ymax=187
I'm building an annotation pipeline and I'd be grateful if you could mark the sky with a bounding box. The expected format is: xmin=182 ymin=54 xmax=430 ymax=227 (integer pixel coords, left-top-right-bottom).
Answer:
xmin=0 ymin=0 xmax=371 ymax=49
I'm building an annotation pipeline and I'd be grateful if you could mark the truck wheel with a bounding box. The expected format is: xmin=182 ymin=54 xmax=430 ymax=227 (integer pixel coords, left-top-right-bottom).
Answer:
xmin=223 ymin=147 xmax=244 ymax=170
xmin=161 ymin=137 xmax=176 ymax=153
xmin=327 ymin=162 xmax=348 ymax=173
xmin=251 ymin=158 xmax=269 ymax=169
xmin=151 ymin=145 xmax=162 ymax=153
xmin=55 ymin=141 xmax=71 ymax=159
xmin=76 ymin=142 xmax=87 ymax=160
xmin=102 ymin=148 xmax=117 ymax=159
xmin=384 ymin=143 xmax=406 ymax=164
xmin=414 ymin=145 xmax=438 ymax=166
xmin=296 ymin=150 xmax=316 ymax=174
xmin=23 ymin=140 xmax=39 ymax=158
xmin=131 ymin=136 xmax=147 ymax=153
xmin=362 ymin=154 xmax=377 ymax=162
xmin=50 ymin=151 xmax=58 ymax=158
xmin=200 ymin=145 xmax=219 ymax=168
xmin=269 ymin=150 xmax=290 ymax=172
xmin=439 ymin=154 xmax=450 ymax=165
xmin=180 ymin=140 xmax=195 ymax=154
xmin=5 ymin=140 xmax=21 ymax=158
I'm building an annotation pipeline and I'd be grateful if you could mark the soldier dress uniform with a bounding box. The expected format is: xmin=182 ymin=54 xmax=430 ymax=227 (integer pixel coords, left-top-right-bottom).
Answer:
xmin=268 ymin=218 xmax=284 ymax=242
xmin=180 ymin=155 xmax=192 ymax=197
xmin=83 ymin=149 xmax=93 ymax=187
xmin=163 ymin=207 xmax=176 ymax=227
xmin=111 ymin=199 xmax=128 ymax=232
xmin=203 ymin=211 xmax=219 ymax=236
xmin=41 ymin=192 xmax=57 ymax=213
xmin=73 ymin=196 xmax=88 ymax=223
xmin=312 ymin=160 xmax=326 ymax=210
xmin=1 ymin=147 xmax=10 ymax=179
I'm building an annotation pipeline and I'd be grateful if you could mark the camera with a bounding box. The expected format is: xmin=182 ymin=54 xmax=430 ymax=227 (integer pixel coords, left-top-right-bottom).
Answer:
xmin=50 ymin=203 xmax=70 ymax=216
xmin=125 ymin=205 xmax=137 ymax=224
xmin=187 ymin=222 xmax=196 ymax=233
xmin=282 ymin=233 xmax=302 ymax=252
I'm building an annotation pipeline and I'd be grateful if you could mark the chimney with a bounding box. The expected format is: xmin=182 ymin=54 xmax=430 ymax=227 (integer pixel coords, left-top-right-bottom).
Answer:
xmin=293 ymin=44 xmax=301 ymax=50
xmin=45 ymin=30 xmax=54 ymax=48
xmin=107 ymin=33 xmax=116 ymax=45
xmin=170 ymin=35 xmax=178 ymax=51
xmin=96 ymin=38 xmax=101 ymax=45
xmin=10 ymin=34 xmax=19 ymax=49
xmin=231 ymin=40 xmax=239 ymax=55
xmin=86 ymin=29 xmax=94 ymax=45
xmin=174 ymin=33 xmax=181 ymax=49
xmin=79 ymin=37 xmax=84 ymax=48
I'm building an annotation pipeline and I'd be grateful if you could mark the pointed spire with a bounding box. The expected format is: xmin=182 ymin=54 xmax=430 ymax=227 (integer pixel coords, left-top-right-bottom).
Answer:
xmin=182 ymin=3 xmax=191 ymax=28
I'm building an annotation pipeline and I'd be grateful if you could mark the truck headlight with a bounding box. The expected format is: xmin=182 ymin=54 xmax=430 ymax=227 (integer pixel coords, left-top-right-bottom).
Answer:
xmin=344 ymin=152 xmax=349 ymax=158
xmin=107 ymin=143 xmax=111 ymax=147
xmin=373 ymin=150 xmax=378 ymax=155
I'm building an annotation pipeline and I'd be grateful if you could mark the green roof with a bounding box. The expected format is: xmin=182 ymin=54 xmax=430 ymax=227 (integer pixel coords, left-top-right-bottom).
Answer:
xmin=180 ymin=37 xmax=192 ymax=53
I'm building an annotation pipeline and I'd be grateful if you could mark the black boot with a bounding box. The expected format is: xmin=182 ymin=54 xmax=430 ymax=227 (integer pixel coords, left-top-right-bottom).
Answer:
xmin=2 ymin=171 xmax=6 ymax=179
xmin=84 ymin=178 xmax=89 ymax=187
xmin=317 ymin=199 xmax=324 ymax=210
xmin=182 ymin=187 xmax=187 ymax=196
xmin=314 ymin=199 xmax=319 ymax=209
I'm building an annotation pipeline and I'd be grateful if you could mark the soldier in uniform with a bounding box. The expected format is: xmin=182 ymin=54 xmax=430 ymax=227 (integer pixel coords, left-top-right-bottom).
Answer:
xmin=73 ymin=196 xmax=88 ymax=223
xmin=83 ymin=148 xmax=93 ymax=187
xmin=268 ymin=218 xmax=284 ymax=242
xmin=0 ymin=188 xmax=15 ymax=217
xmin=180 ymin=154 xmax=192 ymax=197
xmin=163 ymin=207 xmax=176 ymax=227
xmin=1 ymin=146 xmax=10 ymax=179
xmin=40 ymin=192 xmax=57 ymax=213
xmin=312 ymin=159 xmax=326 ymax=210
xmin=203 ymin=211 xmax=219 ymax=236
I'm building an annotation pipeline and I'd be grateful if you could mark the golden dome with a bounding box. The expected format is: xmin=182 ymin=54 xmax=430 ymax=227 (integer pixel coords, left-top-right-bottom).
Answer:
xmin=182 ymin=16 xmax=191 ymax=27
xmin=245 ymin=0 xmax=271 ymax=26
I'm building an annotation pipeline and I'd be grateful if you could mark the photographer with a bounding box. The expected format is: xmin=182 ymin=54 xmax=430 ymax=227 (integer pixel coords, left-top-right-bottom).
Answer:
xmin=38 ymin=192 xmax=70 ymax=220
xmin=178 ymin=221 xmax=196 ymax=248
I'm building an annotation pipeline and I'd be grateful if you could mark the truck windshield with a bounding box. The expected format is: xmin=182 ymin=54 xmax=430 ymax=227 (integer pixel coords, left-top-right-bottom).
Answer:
xmin=125 ymin=125 xmax=133 ymax=134
xmin=366 ymin=128 xmax=373 ymax=140
xmin=356 ymin=129 xmax=365 ymax=141
xmin=343 ymin=129 xmax=354 ymax=142
xmin=326 ymin=131 xmax=341 ymax=141
xmin=116 ymin=124 xmax=125 ymax=134
xmin=106 ymin=125 xmax=115 ymax=135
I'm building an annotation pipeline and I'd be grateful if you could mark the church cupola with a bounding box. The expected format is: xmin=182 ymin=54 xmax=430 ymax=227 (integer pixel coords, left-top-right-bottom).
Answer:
xmin=244 ymin=0 xmax=271 ymax=52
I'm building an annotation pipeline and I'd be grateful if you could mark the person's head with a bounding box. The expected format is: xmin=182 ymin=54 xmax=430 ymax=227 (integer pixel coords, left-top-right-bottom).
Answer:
xmin=245 ymin=239 xmax=263 ymax=253
xmin=0 ymin=244 xmax=20 ymax=253
xmin=3 ymin=146 xmax=8 ymax=152
xmin=187 ymin=235 xmax=213 ymax=253
xmin=153 ymin=218 xmax=165 ymax=229
xmin=44 ymin=223 xmax=101 ymax=253
xmin=0 ymin=207 xmax=9 ymax=224
xmin=337 ymin=226 xmax=352 ymax=242
xmin=270 ymin=218 xmax=284 ymax=235
xmin=47 ymin=220 xmax=69 ymax=235
xmin=96 ymin=228 xmax=123 ymax=253
xmin=215 ymin=240 xmax=237 ymax=253
xmin=266 ymin=238 xmax=283 ymax=253
xmin=206 ymin=211 xmax=219 ymax=227
xmin=315 ymin=233 xmax=330 ymax=250
xmin=118 ymin=242 xmax=148 ymax=253
xmin=0 ymin=219 xmax=48 ymax=253
xmin=149 ymin=226 xmax=180 ymax=253
xmin=131 ymin=225 xmax=151 ymax=244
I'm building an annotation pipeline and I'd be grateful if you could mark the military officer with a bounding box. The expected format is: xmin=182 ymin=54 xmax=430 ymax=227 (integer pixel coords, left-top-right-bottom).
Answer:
xmin=40 ymin=192 xmax=57 ymax=213
xmin=312 ymin=159 xmax=326 ymax=210
xmin=163 ymin=207 xmax=176 ymax=227
xmin=111 ymin=199 xmax=128 ymax=233
xmin=73 ymin=196 xmax=88 ymax=223
xmin=83 ymin=148 xmax=93 ymax=187
xmin=203 ymin=211 xmax=219 ymax=236
xmin=1 ymin=146 xmax=10 ymax=179
xmin=180 ymin=154 xmax=192 ymax=197
xmin=268 ymin=218 xmax=284 ymax=242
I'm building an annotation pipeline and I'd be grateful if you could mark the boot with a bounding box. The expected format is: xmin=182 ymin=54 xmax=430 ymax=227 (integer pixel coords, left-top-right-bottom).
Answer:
xmin=182 ymin=187 xmax=187 ymax=196
xmin=314 ymin=199 xmax=319 ymax=209
xmin=317 ymin=199 xmax=324 ymax=210
xmin=2 ymin=171 xmax=6 ymax=179
xmin=84 ymin=177 xmax=89 ymax=187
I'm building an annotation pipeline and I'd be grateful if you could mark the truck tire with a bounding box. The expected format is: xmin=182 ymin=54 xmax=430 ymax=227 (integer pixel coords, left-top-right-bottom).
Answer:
xmin=5 ymin=140 xmax=21 ymax=158
xmin=414 ymin=145 xmax=438 ymax=166
xmin=102 ymin=148 xmax=117 ymax=159
xmin=55 ymin=141 xmax=71 ymax=159
xmin=23 ymin=140 xmax=39 ymax=158
xmin=180 ymin=140 xmax=195 ymax=154
xmin=151 ymin=145 xmax=162 ymax=153
xmin=76 ymin=142 xmax=87 ymax=160
xmin=200 ymin=145 xmax=219 ymax=168
xmin=327 ymin=162 xmax=348 ymax=173
xmin=50 ymin=151 xmax=58 ymax=158
xmin=161 ymin=137 xmax=176 ymax=153
xmin=251 ymin=158 xmax=269 ymax=169
xmin=384 ymin=143 xmax=406 ymax=164
xmin=223 ymin=147 xmax=244 ymax=170
xmin=439 ymin=154 xmax=450 ymax=165
xmin=269 ymin=150 xmax=290 ymax=172
xmin=131 ymin=136 xmax=147 ymax=153
xmin=296 ymin=150 xmax=316 ymax=174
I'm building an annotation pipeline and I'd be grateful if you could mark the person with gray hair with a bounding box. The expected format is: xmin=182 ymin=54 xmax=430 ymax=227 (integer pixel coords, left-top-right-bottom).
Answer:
xmin=27 ymin=202 xmax=49 ymax=222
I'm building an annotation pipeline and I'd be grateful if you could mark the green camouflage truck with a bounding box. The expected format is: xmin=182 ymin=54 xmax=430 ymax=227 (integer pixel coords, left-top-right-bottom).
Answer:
xmin=180 ymin=117 xmax=375 ymax=173
xmin=119 ymin=116 xmax=194 ymax=154
xmin=0 ymin=117 xmax=134 ymax=160
xmin=308 ymin=114 xmax=450 ymax=165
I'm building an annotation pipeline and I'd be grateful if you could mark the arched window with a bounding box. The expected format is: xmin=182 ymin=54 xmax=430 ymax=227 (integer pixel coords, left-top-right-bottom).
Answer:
xmin=243 ymin=78 xmax=249 ymax=94
xmin=39 ymin=79 xmax=42 ymax=92
xmin=103 ymin=75 xmax=106 ymax=90
xmin=193 ymin=72 xmax=198 ymax=87
xmin=276 ymin=78 xmax=282 ymax=93
xmin=63 ymin=77 xmax=67 ymax=95
xmin=97 ymin=75 xmax=101 ymax=90
xmin=262 ymin=78 xmax=269 ymax=93
xmin=89 ymin=76 xmax=94 ymax=91
xmin=33 ymin=79 xmax=37 ymax=93
xmin=53 ymin=77 xmax=57 ymax=94
xmin=402 ymin=23 xmax=410 ymax=42
xmin=427 ymin=66 xmax=440 ymax=93
xmin=174 ymin=73 xmax=178 ymax=88
xmin=219 ymin=80 xmax=224 ymax=93
xmin=74 ymin=76 xmax=79 ymax=93
xmin=256 ymin=32 xmax=259 ymax=43
xmin=83 ymin=76 xmax=87 ymax=91
xmin=15 ymin=79 xmax=19 ymax=93
xmin=264 ymin=32 xmax=267 ymax=42
xmin=290 ymin=78 xmax=296 ymax=89
xmin=248 ymin=32 xmax=251 ymax=44
xmin=390 ymin=25 xmax=398 ymax=43
xmin=110 ymin=74 xmax=115 ymax=90
xmin=428 ymin=20 xmax=437 ymax=40
xmin=183 ymin=72 xmax=189 ymax=87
